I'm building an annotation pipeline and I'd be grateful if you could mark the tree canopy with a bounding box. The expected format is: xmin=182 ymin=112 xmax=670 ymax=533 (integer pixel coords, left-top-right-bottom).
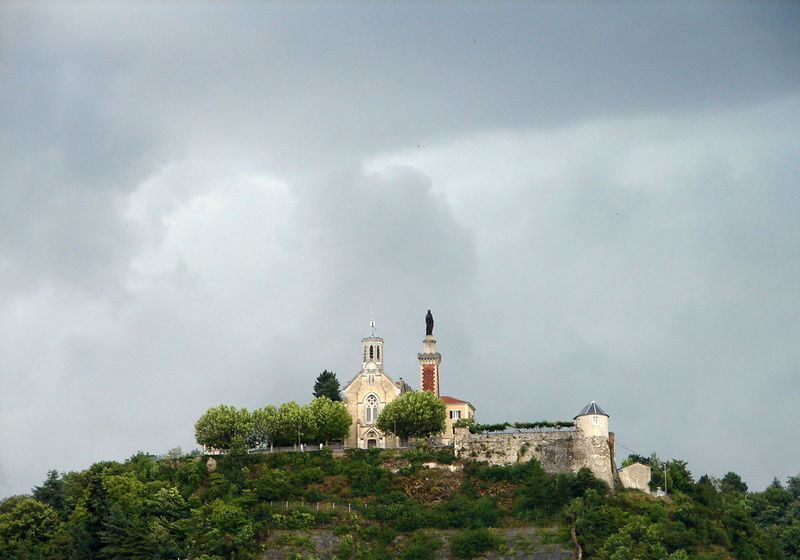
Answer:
xmin=308 ymin=396 xmax=351 ymax=443
xmin=313 ymin=370 xmax=342 ymax=401
xmin=195 ymin=398 xmax=351 ymax=451
xmin=275 ymin=401 xmax=313 ymax=446
xmin=249 ymin=404 xmax=278 ymax=449
xmin=376 ymin=390 xmax=446 ymax=440
xmin=194 ymin=404 xmax=252 ymax=452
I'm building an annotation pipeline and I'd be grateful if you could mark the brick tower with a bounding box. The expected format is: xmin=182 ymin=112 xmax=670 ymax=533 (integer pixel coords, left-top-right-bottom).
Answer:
xmin=418 ymin=309 xmax=441 ymax=396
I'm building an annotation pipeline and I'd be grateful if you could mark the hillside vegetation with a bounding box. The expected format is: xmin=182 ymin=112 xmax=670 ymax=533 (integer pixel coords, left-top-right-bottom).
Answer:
xmin=1 ymin=447 xmax=799 ymax=559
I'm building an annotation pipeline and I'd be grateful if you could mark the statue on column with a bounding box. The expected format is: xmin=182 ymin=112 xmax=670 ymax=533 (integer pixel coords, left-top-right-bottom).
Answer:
xmin=425 ymin=309 xmax=434 ymax=336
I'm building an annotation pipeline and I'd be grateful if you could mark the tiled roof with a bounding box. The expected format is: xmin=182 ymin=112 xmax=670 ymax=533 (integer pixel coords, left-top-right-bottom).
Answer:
xmin=574 ymin=401 xmax=608 ymax=419
xmin=441 ymin=395 xmax=474 ymax=410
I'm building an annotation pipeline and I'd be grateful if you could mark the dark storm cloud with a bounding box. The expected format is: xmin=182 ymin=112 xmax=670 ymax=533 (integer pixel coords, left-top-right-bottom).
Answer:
xmin=365 ymin=100 xmax=800 ymax=487
xmin=6 ymin=3 xmax=798 ymax=176
xmin=1 ymin=5 xmax=167 ymax=293
xmin=1 ymin=1 xmax=799 ymax=497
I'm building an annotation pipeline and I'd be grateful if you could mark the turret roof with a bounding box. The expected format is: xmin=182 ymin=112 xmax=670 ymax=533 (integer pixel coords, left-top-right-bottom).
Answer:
xmin=574 ymin=401 xmax=608 ymax=419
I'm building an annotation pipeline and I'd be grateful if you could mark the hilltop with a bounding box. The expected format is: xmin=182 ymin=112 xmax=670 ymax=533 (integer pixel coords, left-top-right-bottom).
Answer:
xmin=2 ymin=446 xmax=799 ymax=559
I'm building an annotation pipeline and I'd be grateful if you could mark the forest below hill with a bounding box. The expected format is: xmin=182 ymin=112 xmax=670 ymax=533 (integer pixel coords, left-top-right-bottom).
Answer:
xmin=1 ymin=446 xmax=799 ymax=559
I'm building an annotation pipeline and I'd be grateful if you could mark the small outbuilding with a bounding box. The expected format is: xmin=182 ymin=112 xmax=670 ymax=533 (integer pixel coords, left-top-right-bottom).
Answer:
xmin=619 ymin=461 xmax=652 ymax=494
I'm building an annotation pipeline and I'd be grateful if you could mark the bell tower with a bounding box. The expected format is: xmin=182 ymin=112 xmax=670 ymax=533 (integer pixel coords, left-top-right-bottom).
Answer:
xmin=418 ymin=309 xmax=441 ymax=396
xmin=361 ymin=310 xmax=384 ymax=372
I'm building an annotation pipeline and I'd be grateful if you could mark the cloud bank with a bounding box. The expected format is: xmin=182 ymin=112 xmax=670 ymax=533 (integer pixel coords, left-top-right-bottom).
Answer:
xmin=1 ymin=1 xmax=798 ymax=497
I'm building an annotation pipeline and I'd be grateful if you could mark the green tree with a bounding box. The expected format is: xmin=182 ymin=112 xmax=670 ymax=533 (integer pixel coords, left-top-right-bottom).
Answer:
xmin=313 ymin=369 xmax=342 ymax=401
xmin=646 ymin=454 xmax=694 ymax=494
xmin=99 ymin=502 xmax=152 ymax=560
xmin=720 ymin=471 xmax=748 ymax=494
xmin=0 ymin=495 xmax=61 ymax=557
xmin=666 ymin=460 xmax=694 ymax=493
xmin=621 ymin=454 xmax=650 ymax=467
xmin=275 ymin=401 xmax=315 ymax=446
xmin=250 ymin=404 xmax=278 ymax=449
xmin=594 ymin=516 xmax=670 ymax=560
xmin=308 ymin=396 xmax=352 ymax=443
xmin=194 ymin=405 xmax=252 ymax=452
xmin=787 ymin=474 xmax=800 ymax=499
xmin=781 ymin=523 xmax=800 ymax=559
xmin=69 ymin=465 xmax=114 ymax=558
xmin=377 ymin=390 xmax=446 ymax=441
xmin=32 ymin=470 xmax=67 ymax=517
xmin=185 ymin=499 xmax=253 ymax=559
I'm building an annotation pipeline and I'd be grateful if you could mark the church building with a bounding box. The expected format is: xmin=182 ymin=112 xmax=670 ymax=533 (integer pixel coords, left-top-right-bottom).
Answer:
xmin=341 ymin=311 xmax=474 ymax=448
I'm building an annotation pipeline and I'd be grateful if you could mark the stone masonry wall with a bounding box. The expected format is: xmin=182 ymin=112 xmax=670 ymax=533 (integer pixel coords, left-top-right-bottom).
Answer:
xmin=453 ymin=429 xmax=614 ymax=488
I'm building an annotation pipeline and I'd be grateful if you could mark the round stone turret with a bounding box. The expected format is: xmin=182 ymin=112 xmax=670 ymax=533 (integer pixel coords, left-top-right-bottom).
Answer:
xmin=574 ymin=401 xmax=609 ymax=438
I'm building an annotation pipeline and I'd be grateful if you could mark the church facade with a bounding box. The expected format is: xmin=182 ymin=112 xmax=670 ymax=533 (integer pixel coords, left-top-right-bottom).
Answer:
xmin=341 ymin=311 xmax=474 ymax=449
xmin=341 ymin=333 xmax=412 ymax=449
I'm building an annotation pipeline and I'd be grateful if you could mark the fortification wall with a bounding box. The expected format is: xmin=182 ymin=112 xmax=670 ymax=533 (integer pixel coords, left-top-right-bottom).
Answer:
xmin=453 ymin=429 xmax=614 ymax=488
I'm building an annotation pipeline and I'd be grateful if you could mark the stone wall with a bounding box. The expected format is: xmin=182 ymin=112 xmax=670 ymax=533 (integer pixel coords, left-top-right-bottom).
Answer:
xmin=453 ymin=429 xmax=614 ymax=488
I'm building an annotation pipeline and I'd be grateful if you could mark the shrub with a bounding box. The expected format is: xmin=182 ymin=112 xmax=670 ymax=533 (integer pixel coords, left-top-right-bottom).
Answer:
xmin=272 ymin=510 xmax=315 ymax=529
xmin=202 ymin=473 xmax=233 ymax=501
xmin=345 ymin=462 xmax=391 ymax=496
xmin=401 ymin=530 xmax=442 ymax=560
xmin=275 ymin=532 xmax=316 ymax=553
xmin=429 ymin=496 xmax=497 ymax=528
xmin=450 ymin=527 xmax=503 ymax=558
xmin=393 ymin=503 xmax=428 ymax=532
xmin=176 ymin=459 xmax=207 ymax=497
xmin=363 ymin=524 xmax=397 ymax=546
xmin=434 ymin=448 xmax=456 ymax=464
xmin=291 ymin=467 xmax=324 ymax=487
xmin=250 ymin=468 xmax=290 ymax=501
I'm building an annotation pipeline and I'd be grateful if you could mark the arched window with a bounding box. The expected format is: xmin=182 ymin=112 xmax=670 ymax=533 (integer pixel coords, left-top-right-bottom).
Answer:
xmin=369 ymin=345 xmax=374 ymax=360
xmin=365 ymin=394 xmax=379 ymax=424
xmin=377 ymin=346 xmax=380 ymax=360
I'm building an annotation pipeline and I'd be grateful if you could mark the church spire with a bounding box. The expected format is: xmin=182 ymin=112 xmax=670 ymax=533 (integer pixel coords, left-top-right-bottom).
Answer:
xmin=361 ymin=307 xmax=383 ymax=371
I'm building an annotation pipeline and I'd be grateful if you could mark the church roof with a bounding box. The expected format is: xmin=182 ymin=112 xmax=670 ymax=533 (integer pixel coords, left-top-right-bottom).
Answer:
xmin=574 ymin=401 xmax=608 ymax=419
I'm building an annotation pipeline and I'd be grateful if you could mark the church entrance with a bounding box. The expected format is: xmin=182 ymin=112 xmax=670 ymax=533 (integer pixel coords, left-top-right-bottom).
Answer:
xmin=364 ymin=429 xmax=379 ymax=449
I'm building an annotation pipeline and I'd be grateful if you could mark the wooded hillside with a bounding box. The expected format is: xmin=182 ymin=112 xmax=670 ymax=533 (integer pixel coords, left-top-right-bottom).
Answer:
xmin=1 ymin=447 xmax=798 ymax=559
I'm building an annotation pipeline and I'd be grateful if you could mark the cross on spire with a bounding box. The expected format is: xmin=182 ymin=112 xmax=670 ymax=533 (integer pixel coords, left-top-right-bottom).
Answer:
xmin=369 ymin=306 xmax=376 ymax=337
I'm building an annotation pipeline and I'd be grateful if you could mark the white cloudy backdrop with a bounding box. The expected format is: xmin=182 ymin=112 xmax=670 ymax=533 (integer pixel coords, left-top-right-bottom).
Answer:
xmin=1 ymin=2 xmax=798 ymax=497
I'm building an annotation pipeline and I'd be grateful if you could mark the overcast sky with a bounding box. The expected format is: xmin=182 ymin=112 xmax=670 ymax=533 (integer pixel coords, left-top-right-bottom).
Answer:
xmin=1 ymin=1 xmax=799 ymax=498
